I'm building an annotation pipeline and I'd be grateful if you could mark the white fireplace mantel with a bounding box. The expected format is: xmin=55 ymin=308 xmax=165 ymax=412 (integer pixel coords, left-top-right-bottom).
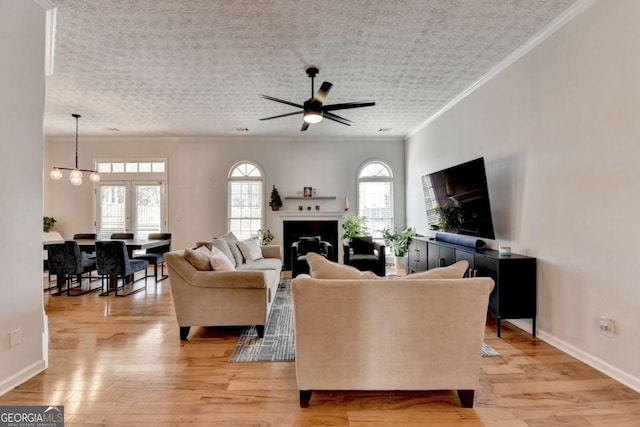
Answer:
xmin=277 ymin=210 xmax=347 ymax=221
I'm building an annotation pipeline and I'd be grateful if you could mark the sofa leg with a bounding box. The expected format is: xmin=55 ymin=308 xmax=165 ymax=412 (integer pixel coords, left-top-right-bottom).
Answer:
xmin=179 ymin=326 xmax=190 ymax=340
xmin=299 ymin=390 xmax=312 ymax=408
xmin=457 ymin=389 xmax=475 ymax=408
xmin=256 ymin=325 xmax=265 ymax=338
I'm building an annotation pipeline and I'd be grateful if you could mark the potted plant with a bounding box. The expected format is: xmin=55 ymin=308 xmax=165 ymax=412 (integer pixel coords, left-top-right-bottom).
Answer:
xmin=43 ymin=216 xmax=57 ymax=233
xmin=434 ymin=204 xmax=463 ymax=233
xmin=256 ymin=229 xmax=274 ymax=245
xmin=269 ymin=185 xmax=283 ymax=211
xmin=341 ymin=215 xmax=369 ymax=242
xmin=383 ymin=227 xmax=415 ymax=269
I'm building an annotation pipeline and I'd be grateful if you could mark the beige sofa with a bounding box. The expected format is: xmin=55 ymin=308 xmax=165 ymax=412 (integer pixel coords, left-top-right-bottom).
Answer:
xmin=165 ymin=245 xmax=281 ymax=340
xmin=291 ymin=274 xmax=494 ymax=408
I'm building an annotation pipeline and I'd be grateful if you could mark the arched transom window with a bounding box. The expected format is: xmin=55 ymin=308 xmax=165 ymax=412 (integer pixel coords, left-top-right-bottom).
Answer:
xmin=357 ymin=161 xmax=394 ymax=236
xmin=228 ymin=162 xmax=263 ymax=239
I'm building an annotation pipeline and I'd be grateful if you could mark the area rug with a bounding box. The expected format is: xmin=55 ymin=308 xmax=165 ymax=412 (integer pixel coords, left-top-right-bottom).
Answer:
xmin=229 ymin=277 xmax=500 ymax=362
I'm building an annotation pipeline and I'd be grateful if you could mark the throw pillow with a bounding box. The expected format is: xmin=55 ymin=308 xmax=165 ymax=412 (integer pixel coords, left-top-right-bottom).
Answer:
xmin=403 ymin=260 xmax=469 ymax=279
xmin=196 ymin=239 xmax=237 ymax=267
xmin=350 ymin=236 xmax=375 ymax=255
xmin=184 ymin=246 xmax=213 ymax=271
xmin=237 ymin=238 xmax=264 ymax=263
xmin=210 ymin=246 xmax=236 ymax=271
xmin=306 ymin=252 xmax=378 ymax=279
xmin=222 ymin=235 xmax=245 ymax=266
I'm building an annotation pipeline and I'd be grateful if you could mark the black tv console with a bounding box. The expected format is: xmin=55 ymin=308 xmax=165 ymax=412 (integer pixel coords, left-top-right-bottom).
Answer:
xmin=407 ymin=236 xmax=536 ymax=338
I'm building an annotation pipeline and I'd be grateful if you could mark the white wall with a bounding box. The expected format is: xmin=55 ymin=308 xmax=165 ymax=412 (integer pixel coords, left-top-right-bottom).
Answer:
xmin=44 ymin=136 xmax=405 ymax=251
xmin=406 ymin=0 xmax=640 ymax=389
xmin=0 ymin=1 xmax=47 ymax=394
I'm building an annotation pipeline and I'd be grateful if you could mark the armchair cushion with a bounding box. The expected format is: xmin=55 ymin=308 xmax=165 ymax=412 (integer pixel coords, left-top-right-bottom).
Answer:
xmin=237 ymin=238 xmax=264 ymax=263
xmin=349 ymin=236 xmax=375 ymax=255
xmin=306 ymin=252 xmax=377 ymax=280
xmin=297 ymin=236 xmax=321 ymax=254
xmin=184 ymin=247 xmax=213 ymax=271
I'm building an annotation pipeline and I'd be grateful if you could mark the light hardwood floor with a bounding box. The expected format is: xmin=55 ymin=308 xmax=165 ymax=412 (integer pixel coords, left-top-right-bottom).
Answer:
xmin=1 ymin=270 xmax=640 ymax=426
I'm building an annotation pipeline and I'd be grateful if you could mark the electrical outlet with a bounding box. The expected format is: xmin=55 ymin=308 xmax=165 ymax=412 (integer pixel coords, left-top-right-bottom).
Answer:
xmin=599 ymin=317 xmax=614 ymax=337
xmin=10 ymin=329 xmax=21 ymax=347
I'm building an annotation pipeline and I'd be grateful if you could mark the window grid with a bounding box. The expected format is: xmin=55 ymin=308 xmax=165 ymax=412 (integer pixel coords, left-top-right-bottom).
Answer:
xmin=228 ymin=163 xmax=263 ymax=240
xmin=358 ymin=161 xmax=394 ymax=236
xmin=97 ymin=161 xmax=166 ymax=173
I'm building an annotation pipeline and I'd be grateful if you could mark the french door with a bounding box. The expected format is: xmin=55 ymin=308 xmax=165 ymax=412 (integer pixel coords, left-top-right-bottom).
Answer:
xmin=96 ymin=181 xmax=166 ymax=239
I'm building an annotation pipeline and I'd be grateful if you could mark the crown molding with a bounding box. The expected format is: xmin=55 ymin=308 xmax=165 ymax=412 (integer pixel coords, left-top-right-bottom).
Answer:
xmin=407 ymin=0 xmax=599 ymax=139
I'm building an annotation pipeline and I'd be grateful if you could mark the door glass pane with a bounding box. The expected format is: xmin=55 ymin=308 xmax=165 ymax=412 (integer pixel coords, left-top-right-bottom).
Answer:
xmin=98 ymin=185 xmax=126 ymax=239
xmin=135 ymin=184 xmax=161 ymax=239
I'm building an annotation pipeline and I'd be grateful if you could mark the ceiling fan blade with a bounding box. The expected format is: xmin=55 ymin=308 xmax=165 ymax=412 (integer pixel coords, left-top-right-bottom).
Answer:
xmin=259 ymin=111 xmax=303 ymax=121
xmin=260 ymin=94 xmax=305 ymax=109
xmin=324 ymin=112 xmax=353 ymax=126
xmin=301 ymin=122 xmax=310 ymax=131
xmin=313 ymin=82 xmax=333 ymax=104
xmin=323 ymin=101 xmax=376 ymax=111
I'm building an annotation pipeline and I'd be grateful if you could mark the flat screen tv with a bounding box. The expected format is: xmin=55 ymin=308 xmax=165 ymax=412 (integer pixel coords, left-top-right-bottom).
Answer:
xmin=422 ymin=157 xmax=495 ymax=240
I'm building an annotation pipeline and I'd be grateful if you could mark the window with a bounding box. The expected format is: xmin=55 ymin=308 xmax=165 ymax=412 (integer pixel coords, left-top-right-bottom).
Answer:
xmin=228 ymin=162 xmax=263 ymax=240
xmin=358 ymin=161 xmax=394 ymax=236
xmin=95 ymin=159 xmax=167 ymax=239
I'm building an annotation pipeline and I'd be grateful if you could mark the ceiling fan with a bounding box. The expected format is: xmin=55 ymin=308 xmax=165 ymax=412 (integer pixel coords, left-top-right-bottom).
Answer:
xmin=259 ymin=67 xmax=375 ymax=131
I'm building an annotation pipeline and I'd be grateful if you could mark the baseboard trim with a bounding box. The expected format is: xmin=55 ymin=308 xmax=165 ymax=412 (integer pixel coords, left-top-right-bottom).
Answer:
xmin=504 ymin=319 xmax=640 ymax=394
xmin=0 ymin=359 xmax=47 ymax=396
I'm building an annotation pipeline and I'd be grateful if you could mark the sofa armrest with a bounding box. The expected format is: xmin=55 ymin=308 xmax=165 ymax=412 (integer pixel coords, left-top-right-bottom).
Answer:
xmin=261 ymin=244 xmax=282 ymax=260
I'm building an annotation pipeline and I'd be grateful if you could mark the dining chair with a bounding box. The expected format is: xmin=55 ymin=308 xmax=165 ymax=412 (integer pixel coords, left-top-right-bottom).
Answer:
xmin=133 ymin=233 xmax=171 ymax=281
xmin=73 ymin=233 xmax=97 ymax=259
xmin=47 ymin=241 xmax=101 ymax=296
xmin=110 ymin=233 xmax=134 ymax=239
xmin=96 ymin=240 xmax=149 ymax=297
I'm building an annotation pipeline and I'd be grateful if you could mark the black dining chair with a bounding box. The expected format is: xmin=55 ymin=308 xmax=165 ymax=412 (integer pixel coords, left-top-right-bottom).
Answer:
xmin=133 ymin=233 xmax=171 ymax=281
xmin=47 ymin=241 xmax=101 ymax=296
xmin=110 ymin=233 xmax=134 ymax=239
xmin=96 ymin=240 xmax=149 ymax=297
xmin=73 ymin=233 xmax=97 ymax=259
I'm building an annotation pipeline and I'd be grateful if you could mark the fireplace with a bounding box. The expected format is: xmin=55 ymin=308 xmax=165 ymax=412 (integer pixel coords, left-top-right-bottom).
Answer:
xmin=283 ymin=220 xmax=339 ymax=270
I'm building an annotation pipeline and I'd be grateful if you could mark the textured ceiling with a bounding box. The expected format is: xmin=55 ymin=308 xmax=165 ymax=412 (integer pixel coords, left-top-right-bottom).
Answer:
xmin=44 ymin=0 xmax=579 ymax=138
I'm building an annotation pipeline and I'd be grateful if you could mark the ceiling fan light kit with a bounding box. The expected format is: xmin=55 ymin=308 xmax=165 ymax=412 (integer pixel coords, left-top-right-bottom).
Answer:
xmin=260 ymin=67 xmax=375 ymax=131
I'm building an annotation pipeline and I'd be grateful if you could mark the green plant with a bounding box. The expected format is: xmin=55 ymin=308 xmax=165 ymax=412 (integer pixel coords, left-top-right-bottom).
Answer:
xmin=434 ymin=204 xmax=463 ymax=232
xmin=341 ymin=215 xmax=369 ymax=241
xmin=257 ymin=228 xmax=274 ymax=245
xmin=269 ymin=185 xmax=283 ymax=209
xmin=43 ymin=216 xmax=57 ymax=232
xmin=383 ymin=227 xmax=415 ymax=257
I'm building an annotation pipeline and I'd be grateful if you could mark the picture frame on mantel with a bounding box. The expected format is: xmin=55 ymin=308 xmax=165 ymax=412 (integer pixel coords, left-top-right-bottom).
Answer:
xmin=303 ymin=187 xmax=312 ymax=197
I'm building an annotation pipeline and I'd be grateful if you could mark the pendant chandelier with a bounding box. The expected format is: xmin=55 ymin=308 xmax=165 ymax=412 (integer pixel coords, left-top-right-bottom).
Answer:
xmin=49 ymin=114 xmax=100 ymax=185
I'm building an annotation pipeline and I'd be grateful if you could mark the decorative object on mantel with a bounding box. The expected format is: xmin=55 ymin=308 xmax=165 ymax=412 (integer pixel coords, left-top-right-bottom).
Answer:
xmin=269 ymin=185 xmax=283 ymax=211
xmin=49 ymin=114 xmax=100 ymax=185
xmin=43 ymin=216 xmax=57 ymax=232
xmin=342 ymin=215 xmax=369 ymax=242
xmin=303 ymin=187 xmax=312 ymax=197
xmin=344 ymin=195 xmax=349 ymax=211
